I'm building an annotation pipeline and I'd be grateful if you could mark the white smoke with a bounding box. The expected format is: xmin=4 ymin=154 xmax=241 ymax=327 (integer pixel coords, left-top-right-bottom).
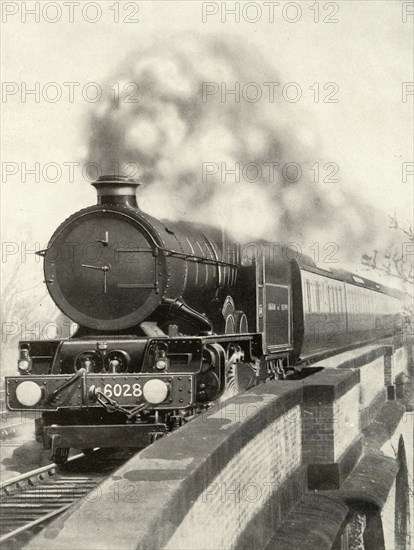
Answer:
xmin=86 ymin=34 xmax=388 ymax=262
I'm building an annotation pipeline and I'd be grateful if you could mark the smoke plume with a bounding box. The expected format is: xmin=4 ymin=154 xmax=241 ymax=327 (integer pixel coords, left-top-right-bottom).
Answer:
xmin=86 ymin=34 xmax=383 ymax=263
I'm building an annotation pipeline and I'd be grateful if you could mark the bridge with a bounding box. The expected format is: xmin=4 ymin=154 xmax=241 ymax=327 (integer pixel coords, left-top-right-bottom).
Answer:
xmin=19 ymin=338 xmax=414 ymax=549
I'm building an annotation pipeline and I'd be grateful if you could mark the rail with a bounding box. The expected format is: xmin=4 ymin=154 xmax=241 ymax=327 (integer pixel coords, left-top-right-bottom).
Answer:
xmin=0 ymin=449 xmax=134 ymax=547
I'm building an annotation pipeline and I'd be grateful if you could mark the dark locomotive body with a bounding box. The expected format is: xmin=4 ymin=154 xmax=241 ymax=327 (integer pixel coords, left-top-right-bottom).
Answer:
xmin=6 ymin=177 xmax=402 ymax=462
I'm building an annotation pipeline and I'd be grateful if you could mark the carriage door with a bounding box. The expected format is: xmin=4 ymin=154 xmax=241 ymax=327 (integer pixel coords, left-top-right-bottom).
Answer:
xmin=256 ymin=256 xmax=291 ymax=351
xmin=264 ymin=284 xmax=290 ymax=349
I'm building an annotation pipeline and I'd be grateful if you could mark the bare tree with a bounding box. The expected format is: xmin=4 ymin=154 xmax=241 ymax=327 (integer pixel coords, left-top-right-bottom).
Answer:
xmin=1 ymin=231 xmax=64 ymax=376
xmin=361 ymin=213 xmax=414 ymax=310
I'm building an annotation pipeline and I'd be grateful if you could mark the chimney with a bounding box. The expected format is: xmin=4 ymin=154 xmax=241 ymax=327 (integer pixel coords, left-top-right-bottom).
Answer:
xmin=92 ymin=175 xmax=140 ymax=208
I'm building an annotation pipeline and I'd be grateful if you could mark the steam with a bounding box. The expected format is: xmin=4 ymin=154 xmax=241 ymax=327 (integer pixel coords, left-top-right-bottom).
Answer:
xmin=86 ymin=35 xmax=383 ymax=263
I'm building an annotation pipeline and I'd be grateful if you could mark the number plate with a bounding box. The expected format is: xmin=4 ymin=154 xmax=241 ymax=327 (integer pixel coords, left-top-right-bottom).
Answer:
xmin=6 ymin=374 xmax=194 ymax=410
xmin=101 ymin=382 xmax=143 ymax=399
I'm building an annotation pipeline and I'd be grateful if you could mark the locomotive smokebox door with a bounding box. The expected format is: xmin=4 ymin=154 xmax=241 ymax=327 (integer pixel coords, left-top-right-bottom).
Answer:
xmin=44 ymin=208 xmax=161 ymax=331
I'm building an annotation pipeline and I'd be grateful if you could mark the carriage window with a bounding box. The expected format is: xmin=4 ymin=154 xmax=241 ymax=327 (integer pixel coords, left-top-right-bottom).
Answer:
xmin=306 ymin=279 xmax=311 ymax=313
xmin=320 ymin=282 xmax=325 ymax=312
xmin=312 ymin=282 xmax=315 ymax=311
xmin=316 ymin=282 xmax=321 ymax=312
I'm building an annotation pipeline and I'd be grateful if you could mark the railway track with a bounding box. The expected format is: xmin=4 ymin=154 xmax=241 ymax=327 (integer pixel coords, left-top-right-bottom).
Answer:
xmin=0 ymin=448 xmax=135 ymax=548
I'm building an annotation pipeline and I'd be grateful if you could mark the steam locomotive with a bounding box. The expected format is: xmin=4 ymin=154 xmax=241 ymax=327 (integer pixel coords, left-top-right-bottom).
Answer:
xmin=5 ymin=176 xmax=402 ymax=462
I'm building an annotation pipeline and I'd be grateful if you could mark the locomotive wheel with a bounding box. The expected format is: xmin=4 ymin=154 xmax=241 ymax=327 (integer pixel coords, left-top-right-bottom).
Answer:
xmin=223 ymin=296 xmax=236 ymax=334
xmin=233 ymin=310 xmax=248 ymax=333
xmin=224 ymin=307 xmax=248 ymax=335
xmin=196 ymin=370 xmax=221 ymax=402
xmin=225 ymin=314 xmax=235 ymax=334
xmin=51 ymin=447 xmax=70 ymax=464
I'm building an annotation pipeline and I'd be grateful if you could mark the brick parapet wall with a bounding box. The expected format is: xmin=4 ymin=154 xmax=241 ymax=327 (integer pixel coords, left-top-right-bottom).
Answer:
xmin=27 ymin=381 xmax=304 ymax=550
xmin=302 ymin=343 xmax=410 ymax=490
xmin=384 ymin=345 xmax=408 ymax=390
xmin=333 ymin=385 xmax=360 ymax=461
xmin=358 ymin=356 xmax=385 ymax=409
xmin=264 ymin=494 xmax=349 ymax=550
xmin=384 ymin=347 xmax=393 ymax=386
xmin=165 ymin=405 xmax=302 ymax=549
xmin=270 ymin=401 xmax=411 ymax=550
xmin=301 ymin=369 xmax=359 ymax=464
xmin=360 ymin=387 xmax=387 ymax=430
xmin=320 ymin=344 xmax=400 ymax=429
xmin=26 ymin=343 xmax=412 ymax=550
xmin=394 ymin=346 xmax=408 ymax=379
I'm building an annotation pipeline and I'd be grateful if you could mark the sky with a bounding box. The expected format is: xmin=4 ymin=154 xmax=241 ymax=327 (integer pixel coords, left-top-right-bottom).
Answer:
xmin=2 ymin=1 xmax=413 ymax=228
xmin=1 ymin=0 xmax=413 ymax=326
